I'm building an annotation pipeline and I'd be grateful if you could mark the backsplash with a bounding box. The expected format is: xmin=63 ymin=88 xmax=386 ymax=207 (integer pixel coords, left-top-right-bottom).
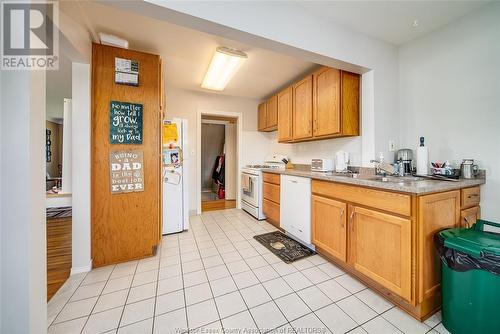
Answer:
xmin=263 ymin=132 xmax=363 ymax=166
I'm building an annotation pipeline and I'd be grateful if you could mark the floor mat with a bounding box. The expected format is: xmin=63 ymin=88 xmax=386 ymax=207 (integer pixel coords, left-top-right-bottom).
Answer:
xmin=253 ymin=231 xmax=315 ymax=263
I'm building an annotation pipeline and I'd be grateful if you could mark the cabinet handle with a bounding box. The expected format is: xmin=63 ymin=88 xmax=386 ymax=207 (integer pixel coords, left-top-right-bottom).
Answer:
xmin=464 ymin=216 xmax=470 ymax=228
xmin=468 ymin=194 xmax=479 ymax=198
xmin=349 ymin=211 xmax=354 ymax=231
xmin=340 ymin=208 xmax=344 ymax=227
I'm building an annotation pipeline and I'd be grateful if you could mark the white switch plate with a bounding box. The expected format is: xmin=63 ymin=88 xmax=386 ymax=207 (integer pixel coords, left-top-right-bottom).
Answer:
xmin=389 ymin=140 xmax=396 ymax=152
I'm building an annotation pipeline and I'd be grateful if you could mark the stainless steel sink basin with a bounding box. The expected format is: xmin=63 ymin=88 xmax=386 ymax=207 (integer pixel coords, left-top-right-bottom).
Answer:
xmin=335 ymin=173 xmax=425 ymax=183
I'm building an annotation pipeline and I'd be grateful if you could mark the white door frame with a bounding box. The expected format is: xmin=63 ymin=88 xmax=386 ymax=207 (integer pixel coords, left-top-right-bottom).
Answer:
xmin=197 ymin=109 xmax=243 ymax=214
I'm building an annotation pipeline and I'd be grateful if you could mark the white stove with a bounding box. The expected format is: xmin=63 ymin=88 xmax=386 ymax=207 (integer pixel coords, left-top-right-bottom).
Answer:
xmin=241 ymin=155 xmax=287 ymax=220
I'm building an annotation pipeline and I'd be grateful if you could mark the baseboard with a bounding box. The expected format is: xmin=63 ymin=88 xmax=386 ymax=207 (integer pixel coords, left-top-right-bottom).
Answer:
xmin=70 ymin=260 xmax=92 ymax=275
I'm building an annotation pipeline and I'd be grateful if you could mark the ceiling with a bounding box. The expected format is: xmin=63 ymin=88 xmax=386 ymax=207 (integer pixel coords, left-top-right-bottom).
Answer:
xmin=297 ymin=1 xmax=489 ymax=45
xmin=76 ymin=2 xmax=317 ymax=100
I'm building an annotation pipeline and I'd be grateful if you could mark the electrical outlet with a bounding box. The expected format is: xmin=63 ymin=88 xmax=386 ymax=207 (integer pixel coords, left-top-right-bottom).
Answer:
xmin=389 ymin=140 xmax=396 ymax=152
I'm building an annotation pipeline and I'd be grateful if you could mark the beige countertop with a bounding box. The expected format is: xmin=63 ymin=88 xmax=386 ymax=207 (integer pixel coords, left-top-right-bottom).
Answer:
xmin=262 ymin=168 xmax=485 ymax=194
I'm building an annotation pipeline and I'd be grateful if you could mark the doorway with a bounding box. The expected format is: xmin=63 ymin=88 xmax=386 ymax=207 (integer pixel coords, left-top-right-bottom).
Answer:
xmin=197 ymin=110 xmax=242 ymax=213
xmin=200 ymin=116 xmax=237 ymax=212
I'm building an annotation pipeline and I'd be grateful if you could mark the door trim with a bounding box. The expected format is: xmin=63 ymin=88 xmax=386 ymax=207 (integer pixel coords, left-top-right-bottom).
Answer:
xmin=197 ymin=109 xmax=243 ymax=214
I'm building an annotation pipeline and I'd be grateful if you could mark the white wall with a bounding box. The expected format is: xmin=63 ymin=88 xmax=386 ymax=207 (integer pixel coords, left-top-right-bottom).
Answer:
xmin=264 ymin=134 xmax=362 ymax=166
xmin=399 ymin=3 xmax=500 ymax=220
xmin=1 ymin=71 xmax=47 ymax=333
xmin=165 ymin=87 xmax=264 ymax=211
xmin=71 ymin=63 xmax=92 ymax=273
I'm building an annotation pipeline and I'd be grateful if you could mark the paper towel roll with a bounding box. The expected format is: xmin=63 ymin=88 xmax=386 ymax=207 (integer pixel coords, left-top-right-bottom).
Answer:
xmin=417 ymin=146 xmax=429 ymax=175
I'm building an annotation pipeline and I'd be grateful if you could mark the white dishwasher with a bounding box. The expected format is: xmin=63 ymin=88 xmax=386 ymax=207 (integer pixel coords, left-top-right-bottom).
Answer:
xmin=280 ymin=175 xmax=312 ymax=245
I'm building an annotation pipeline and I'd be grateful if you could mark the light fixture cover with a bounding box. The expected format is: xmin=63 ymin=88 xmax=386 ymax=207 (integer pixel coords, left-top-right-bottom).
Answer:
xmin=99 ymin=32 xmax=129 ymax=49
xmin=201 ymin=47 xmax=247 ymax=91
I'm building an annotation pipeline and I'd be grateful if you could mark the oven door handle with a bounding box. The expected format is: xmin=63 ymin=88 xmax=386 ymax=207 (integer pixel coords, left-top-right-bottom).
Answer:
xmin=241 ymin=173 xmax=254 ymax=194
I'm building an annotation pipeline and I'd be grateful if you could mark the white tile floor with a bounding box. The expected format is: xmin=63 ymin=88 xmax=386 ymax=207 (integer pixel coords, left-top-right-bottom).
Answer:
xmin=48 ymin=209 xmax=450 ymax=334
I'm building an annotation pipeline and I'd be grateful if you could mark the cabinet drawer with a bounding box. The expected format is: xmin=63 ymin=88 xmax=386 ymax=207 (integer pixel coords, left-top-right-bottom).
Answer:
xmin=263 ymin=172 xmax=280 ymax=185
xmin=461 ymin=206 xmax=480 ymax=228
xmin=461 ymin=187 xmax=480 ymax=208
xmin=263 ymin=199 xmax=280 ymax=226
xmin=312 ymin=180 xmax=411 ymax=216
xmin=263 ymin=182 xmax=280 ymax=204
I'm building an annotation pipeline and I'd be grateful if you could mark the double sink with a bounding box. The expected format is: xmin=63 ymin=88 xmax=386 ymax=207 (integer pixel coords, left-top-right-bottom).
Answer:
xmin=336 ymin=173 xmax=426 ymax=183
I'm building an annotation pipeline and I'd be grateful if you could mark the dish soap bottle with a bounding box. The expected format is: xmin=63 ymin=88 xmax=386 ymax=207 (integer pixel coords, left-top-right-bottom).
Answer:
xmin=417 ymin=137 xmax=429 ymax=175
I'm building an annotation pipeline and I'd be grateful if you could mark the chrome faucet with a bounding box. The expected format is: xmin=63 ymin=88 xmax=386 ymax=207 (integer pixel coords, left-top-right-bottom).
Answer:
xmin=370 ymin=159 xmax=383 ymax=175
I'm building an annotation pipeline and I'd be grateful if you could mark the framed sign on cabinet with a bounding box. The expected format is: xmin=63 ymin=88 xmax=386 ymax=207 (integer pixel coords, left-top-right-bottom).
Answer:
xmin=109 ymin=101 xmax=143 ymax=144
xmin=109 ymin=150 xmax=144 ymax=194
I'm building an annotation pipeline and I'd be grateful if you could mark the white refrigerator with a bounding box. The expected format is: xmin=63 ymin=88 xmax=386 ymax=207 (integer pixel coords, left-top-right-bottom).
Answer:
xmin=162 ymin=118 xmax=189 ymax=234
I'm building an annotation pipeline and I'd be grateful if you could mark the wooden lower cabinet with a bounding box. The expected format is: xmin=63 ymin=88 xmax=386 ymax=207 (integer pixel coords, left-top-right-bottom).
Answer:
xmin=311 ymin=180 xmax=475 ymax=321
xmin=461 ymin=205 xmax=480 ymax=228
xmin=417 ymin=191 xmax=460 ymax=304
xmin=311 ymin=195 xmax=347 ymax=262
xmin=262 ymin=172 xmax=281 ymax=228
xmin=349 ymin=206 xmax=412 ymax=302
xmin=263 ymin=198 xmax=280 ymax=228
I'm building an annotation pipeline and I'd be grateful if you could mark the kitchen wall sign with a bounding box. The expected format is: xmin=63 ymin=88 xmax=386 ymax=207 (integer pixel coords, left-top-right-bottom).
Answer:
xmin=115 ymin=57 xmax=139 ymax=86
xmin=109 ymin=101 xmax=143 ymax=144
xmin=109 ymin=150 xmax=144 ymax=194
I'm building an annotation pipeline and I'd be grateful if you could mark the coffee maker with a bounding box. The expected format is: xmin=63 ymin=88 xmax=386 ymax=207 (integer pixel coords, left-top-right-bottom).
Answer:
xmin=396 ymin=149 xmax=413 ymax=176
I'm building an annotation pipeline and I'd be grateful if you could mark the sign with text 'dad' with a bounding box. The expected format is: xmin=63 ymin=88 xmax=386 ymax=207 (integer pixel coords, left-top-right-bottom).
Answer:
xmin=109 ymin=101 xmax=143 ymax=144
xmin=109 ymin=150 xmax=144 ymax=194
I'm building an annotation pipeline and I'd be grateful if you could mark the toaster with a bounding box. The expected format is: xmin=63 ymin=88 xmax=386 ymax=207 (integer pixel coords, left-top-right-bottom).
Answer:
xmin=311 ymin=159 xmax=334 ymax=172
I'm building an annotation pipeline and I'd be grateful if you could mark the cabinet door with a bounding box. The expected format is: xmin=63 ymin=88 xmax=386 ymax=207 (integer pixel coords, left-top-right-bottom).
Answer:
xmin=258 ymin=102 xmax=267 ymax=131
xmin=312 ymin=195 xmax=347 ymax=262
xmin=340 ymin=71 xmax=360 ymax=136
xmin=293 ymin=75 xmax=313 ymax=140
xmin=461 ymin=206 xmax=480 ymax=228
xmin=263 ymin=182 xmax=280 ymax=204
xmin=278 ymin=87 xmax=293 ymax=142
xmin=266 ymin=95 xmax=278 ymax=130
xmin=417 ymin=190 xmax=460 ymax=303
xmin=350 ymin=206 xmax=412 ymax=301
xmin=263 ymin=198 xmax=280 ymax=228
xmin=313 ymin=67 xmax=341 ymax=137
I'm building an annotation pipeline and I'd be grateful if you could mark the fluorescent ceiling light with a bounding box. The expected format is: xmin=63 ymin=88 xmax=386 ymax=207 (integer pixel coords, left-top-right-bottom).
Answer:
xmin=201 ymin=47 xmax=247 ymax=91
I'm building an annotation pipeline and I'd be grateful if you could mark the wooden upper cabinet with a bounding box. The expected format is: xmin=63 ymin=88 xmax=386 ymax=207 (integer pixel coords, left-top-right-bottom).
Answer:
xmin=313 ymin=67 xmax=341 ymax=137
xmin=293 ymin=75 xmax=313 ymax=140
xmin=258 ymin=96 xmax=277 ymax=132
xmin=417 ymin=190 xmax=460 ymax=303
xmin=312 ymin=195 xmax=347 ymax=262
xmin=349 ymin=205 xmax=412 ymax=302
xmin=277 ymin=86 xmax=293 ymax=142
xmin=260 ymin=66 xmax=359 ymax=141
xmin=258 ymin=102 xmax=267 ymax=131
xmin=340 ymin=71 xmax=360 ymax=137
xmin=266 ymin=95 xmax=278 ymax=130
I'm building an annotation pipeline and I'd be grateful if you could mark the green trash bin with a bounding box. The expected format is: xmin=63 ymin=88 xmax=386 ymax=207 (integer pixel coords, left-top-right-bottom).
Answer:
xmin=435 ymin=220 xmax=500 ymax=334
